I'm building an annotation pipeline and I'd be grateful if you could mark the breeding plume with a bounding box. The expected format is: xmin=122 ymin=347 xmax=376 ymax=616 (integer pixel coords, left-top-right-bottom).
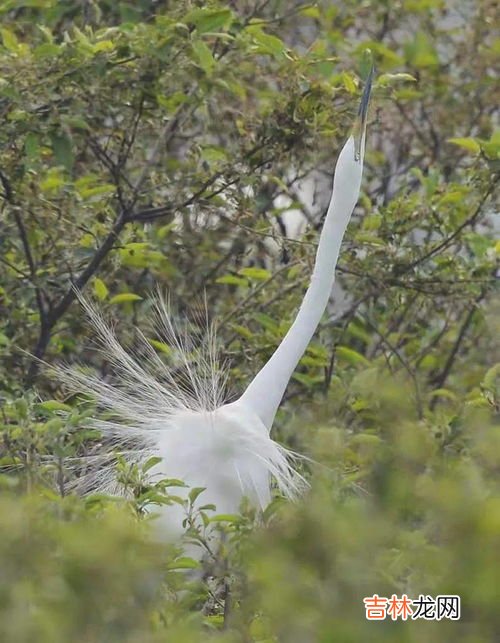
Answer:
xmin=60 ymin=71 xmax=373 ymax=537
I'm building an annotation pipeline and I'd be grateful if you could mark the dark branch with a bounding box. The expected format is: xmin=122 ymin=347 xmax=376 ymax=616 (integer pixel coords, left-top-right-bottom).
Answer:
xmin=429 ymin=292 xmax=484 ymax=403
xmin=0 ymin=169 xmax=14 ymax=202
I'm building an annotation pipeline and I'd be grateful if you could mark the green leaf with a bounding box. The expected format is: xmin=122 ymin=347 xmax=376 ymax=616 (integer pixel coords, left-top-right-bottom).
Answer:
xmin=109 ymin=293 xmax=143 ymax=304
xmin=428 ymin=388 xmax=459 ymax=402
xmin=377 ymin=72 xmax=417 ymax=86
xmin=216 ymin=274 xmax=248 ymax=286
xmin=62 ymin=115 xmax=90 ymax=131
xmin=188 ymin=486 xmax=206 ymax=505
xmin=156 ymin=91 xmax=188 ymax=113
xmin=200 ymin=145 xmax=227 ymax=164
xmin=447 ymin=137 xmax=481 ymax=154
xmin=341 ymin=71 xmax=356 ymax=93
xmin=148 ymin=339 xmax=172 ymax=355
xmin=210 ymin=513 xmax=240 ymax=523
xmin=1 ymin=27 xmax=20 ymax=52
xmin=92 ymin=40 xmax=114 ymax=54
xmin=230 ymin=324 xmax=253 ymax=339
xmin=205 ymin=614 xmax=225 ymax=627
xmin=405 ymin=32 xmax=439 ymax=67
xmin=239 ymin=267 xmax=271 ymax=281
xmin=300 ymin=354 xmax=328 ymax=368
xmin=33 ymin=43 xmax=61 ymax=58
xmin=483 ymin=364 xmax=500 ymax=393
xmin=437 ymin=190 xmax=468 ymax=206
xmin=355 ymin=232 xmax=385 ymax=246
xmin=481 ymin=129 xmax=500 ymax=159
xmin=350 ymin=433 xmax=383 ymax=447
xmin=74 ymin=174 xmax=116 ymax=200
xmin=37 ymin=24 xmax=54 ymax=43
xmin=38 ymin=400 xmax=72 ymax=413
xmin=162 ymin=479 xmax=188 ymax=488
xmin=465 ymin=232 xmax=491 ymax=257
xmin=253 ymin=312 xmax=279 ymax=333
xmin=300 ymin=5 xmax=321 ymax=18
xmin=167 ymin=557 xmax=201 ymax=570
xmin=142 ymin=456 xmax=162 ymax=473
xmin=355 ymin=41 xmax=403 ymax=68
xmin=118 ymin=242 xmax=164 ymax=269
xmin=51 ymin=132 xmax=74 ymax=171
xmin=40 ymin=169 xmax=65 ymax=193
xmin=363 ymin=213 xmax=382 ymax=231
xmin=42 ymin=418 xmax=65 ymax=433
xmin=250 ymin=28 xmax=286 ymax=58
xmin=184 ymin=8 xmax=233 ymax=34
xmin=192 ymin=39 xmax=215 ymax=75
xmin=78 ymin=184 xmax=115 ymax=199
xmin=93 ymin=278 xmax=108 ymax=301
xmin=336 ymin=346 xmax=370 ymax=367
xmin=24 ymin=132 xmax=39 ymax=160
xmin=292 ymin=372 xmax=315 ymax=387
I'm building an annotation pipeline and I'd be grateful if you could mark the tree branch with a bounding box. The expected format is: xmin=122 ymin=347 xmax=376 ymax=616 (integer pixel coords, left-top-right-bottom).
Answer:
xmin=405 ymin=181 xmax=495 ymax=273
xmin=25 ymin=92 xmax=200 ymax=384
xmin=429 ymin=291 xmax=484 ymax=404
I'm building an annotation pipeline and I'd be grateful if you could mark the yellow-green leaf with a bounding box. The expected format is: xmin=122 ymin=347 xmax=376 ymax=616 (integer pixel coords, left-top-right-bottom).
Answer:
xmin=239 ymin=267 xmax=271 ymax=281
xmin=148 ymin=339 xmax=172 ymax=355
xmin=377 ymin=72 xmax=416 ymax=86
xmin=341 ymin=71 xmax=356 ymax=93
xmin=253 ymin=312 xmax=279 ymax=334
xmin=216 ymin=274 xmax=247 ymax=286
xmin=92 ymin=40 xmax=114 ymax=53
xmin=483 ymin=363 xmax=500 ymax=392
xmin=1 ymin=27 xmax=20 ymax=52
xmin=109 ymin=293 xmax=143 ymax=304
xmin=300 ymin=6 xmax=321 ymax=18
xmin=93 ymin=278 xmax=109 ymax=301
xmin=447 ymin=137 xmax=481 ymax=154
xmin=38 ymin=400 xmax=72 ymax=413
xmin=428 ymin=388 xmax=459 ymax=402
xmin=167 ymin=557 xmax=201 ymax=570
xmin=230 ymin=324 xmax=253 ymax=339
xmin=40 ymin=171 xmax=65 ymax=193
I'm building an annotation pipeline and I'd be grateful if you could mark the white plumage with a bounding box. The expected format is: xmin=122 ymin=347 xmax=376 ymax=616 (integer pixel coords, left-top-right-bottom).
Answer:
xmin=56 ymin=70 xmax=373 ymax=538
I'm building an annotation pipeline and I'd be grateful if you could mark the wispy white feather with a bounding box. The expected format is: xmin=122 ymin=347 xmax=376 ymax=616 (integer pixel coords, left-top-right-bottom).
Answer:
xmin=54 ymin=293 xmax=307 ymax=527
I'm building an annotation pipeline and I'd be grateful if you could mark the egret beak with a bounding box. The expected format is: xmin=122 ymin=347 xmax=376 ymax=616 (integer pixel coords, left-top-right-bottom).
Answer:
xmin=353 ymin=66 xmax=374 ymax=161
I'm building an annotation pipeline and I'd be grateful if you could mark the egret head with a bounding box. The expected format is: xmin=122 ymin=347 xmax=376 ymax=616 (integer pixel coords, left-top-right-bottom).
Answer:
xmin=353 ymin=65 xmax=374 ymax=163
xmin=329 ymin=70 xmax=373 ymax=220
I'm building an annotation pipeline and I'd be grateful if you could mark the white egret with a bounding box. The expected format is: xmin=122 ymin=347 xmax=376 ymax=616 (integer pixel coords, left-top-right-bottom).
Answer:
xmin=59 ymin=70 xmax=373 ymax=537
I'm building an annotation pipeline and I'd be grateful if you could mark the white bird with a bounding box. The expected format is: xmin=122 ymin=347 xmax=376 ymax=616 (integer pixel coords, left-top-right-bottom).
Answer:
xmin=58 ymin=70 xmax=373 ymax=538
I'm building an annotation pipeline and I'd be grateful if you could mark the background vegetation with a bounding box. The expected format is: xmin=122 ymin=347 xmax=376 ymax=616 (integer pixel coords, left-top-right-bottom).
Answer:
xmin=0 ymin=0 xmax=498 ymax=641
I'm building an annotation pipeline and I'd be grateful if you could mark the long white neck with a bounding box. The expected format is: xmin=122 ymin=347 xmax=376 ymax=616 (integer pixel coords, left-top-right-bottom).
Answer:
xmin=239 ymin=134 xmax=366 ymax=430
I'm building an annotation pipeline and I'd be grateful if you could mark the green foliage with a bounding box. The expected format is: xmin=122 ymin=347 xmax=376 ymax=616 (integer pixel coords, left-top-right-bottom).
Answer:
xmin=1 ymin=374 xmax=499 ymax=641
xmin=0 ymin=493 xmax=164 ymax=643
xmin=0 ymin=0 xmax=498 ymax=640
